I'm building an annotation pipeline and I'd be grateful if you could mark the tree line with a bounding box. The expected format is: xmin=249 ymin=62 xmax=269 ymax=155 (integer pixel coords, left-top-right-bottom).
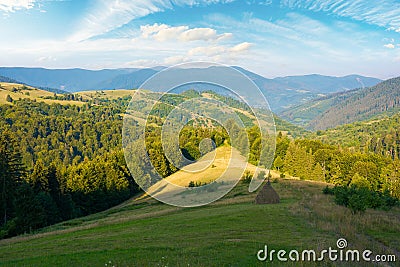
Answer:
xmin=0 ymin=97 xmax=230 ymax=238
xmin=273 ymin=133 xmax=400 ymax=212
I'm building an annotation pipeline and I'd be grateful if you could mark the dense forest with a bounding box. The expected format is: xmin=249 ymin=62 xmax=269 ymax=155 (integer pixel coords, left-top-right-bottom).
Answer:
xmin=0 ymin=99 xmax=137 ymax=238
xmin=0 ymin=95 xmax=231 ymax=238
xmin=279 ymin=76 xmax=400 ymax=131
xmin=1 ymin=87 xmax=400 ymax=239
xmin=279 ymin=88 xmax=360 ymax=128
xmin=308 ymin=77 xmax=400 ymax=130
xmin=310 ymin=113 xmax=400 ymax=160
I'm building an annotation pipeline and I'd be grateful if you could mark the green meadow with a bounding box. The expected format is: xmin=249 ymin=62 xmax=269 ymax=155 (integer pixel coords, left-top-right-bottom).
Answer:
xmin=1 ymin=178 xmax=398 ymax=266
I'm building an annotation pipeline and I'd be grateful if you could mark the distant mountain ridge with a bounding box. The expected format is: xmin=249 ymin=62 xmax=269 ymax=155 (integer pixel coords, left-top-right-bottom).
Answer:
xmin=308 ymin=76 xmax=400 ymax=130
xmin=0 ymin=67 xmax=381 ymax=111
xmin=0 ymin=75 xmax=21 ymax=84
xmin=281 ymin=76 xmax=400 ymax=130
xmin=0 ymin=74 xmax=67 ymax=94
xmin=279 ymin=88 xmax=360 ymax=128
xmin=273 ymin=74 xmax=379 ymax=94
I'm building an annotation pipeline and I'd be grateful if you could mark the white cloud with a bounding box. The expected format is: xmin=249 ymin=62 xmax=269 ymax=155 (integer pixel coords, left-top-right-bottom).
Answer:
xmin=37 ymin=55 xmax=57 ymax=62
xmin=140 ymin=23 xmax=232 ymax=42
xmin=153 ymin=25 xmax=188 ymax=41
xmin=0 ymin=0 xmax=36 ymax=12
xmin=216 ymin=32 xmax=233 ymax=41
xmin=179 ymin=27 xmax=217 ymax=41
xmin=141 ymin=23 xmax=170 ymax=38
xmin=230 ymin=42 xmax=252 ymax=52
xmin=188 ymin=45 xmax=225 ymax=56
xmin=124 ymin=59 xmax=159 ymax=68
xmin=187 ymin=42 xmax=252 ymax=59
xmin=384 ymin=43 xmax=395 ymax=49
xmin=69 ymin=0 xmax=235 ymax=42
xmin=280 ymin=0 xmax=400 ymax=32
xmin=163 ymin=55 xmax=189 ymax=65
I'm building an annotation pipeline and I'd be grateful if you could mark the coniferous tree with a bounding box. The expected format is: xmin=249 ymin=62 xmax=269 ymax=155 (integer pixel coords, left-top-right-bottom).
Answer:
xmin=273 ymin=156 xmax=284 ymax=171
xmin=311 ymin=163 xmax=324 ymax=181
xmin=0 ymin=130 xmax=24 ymax=226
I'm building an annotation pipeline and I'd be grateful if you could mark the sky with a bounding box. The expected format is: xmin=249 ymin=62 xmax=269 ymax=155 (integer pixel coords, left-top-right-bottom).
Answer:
xmin=0 ymin=0 xmax=400 ymax=79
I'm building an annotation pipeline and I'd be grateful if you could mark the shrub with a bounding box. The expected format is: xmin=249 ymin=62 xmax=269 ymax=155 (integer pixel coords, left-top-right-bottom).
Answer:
xmin=348 ymin=193 xmax=367 ymax=214
xmin=242 ymin=170 xmax=252 ymax=184
xmin=322 ymin=186 xmax=334 ymax=195
xmin=188 ymin=181 xmax=207 ymax=187
xmin=324 ymin=185 xmax=399 ymax=214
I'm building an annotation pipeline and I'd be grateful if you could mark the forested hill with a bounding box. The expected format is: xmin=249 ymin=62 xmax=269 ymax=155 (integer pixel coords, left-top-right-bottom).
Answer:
xmin=279 ymin=88 xmax=360 ymax=128
xmin=0 ymin=67 xmax=382 ymax=112
xmin=1 ymin=83 xmax=399 ymax=242
xmin=307 ymin=77 xmax=400 ymax=130
xmin=0 ymin=75 xmax=21 ymax=84
xmin=0 ymin=86 xmax=300 ymax=238
xmin=309 ymin=112 xmax=400 ymax=159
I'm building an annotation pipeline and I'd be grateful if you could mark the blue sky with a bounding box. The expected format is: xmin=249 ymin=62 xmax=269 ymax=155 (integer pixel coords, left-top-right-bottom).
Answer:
xmin=1 ymin=0 xmax=400 ymax=79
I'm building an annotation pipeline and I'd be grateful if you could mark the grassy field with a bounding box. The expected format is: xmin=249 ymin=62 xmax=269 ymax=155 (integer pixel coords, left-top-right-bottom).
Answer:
xmin=0 ymin=83 xmax=135 ymax=106
xmin=0 ymin=83 xmax=86 ymax=106
xmin=163 ymin=145 xmax=274 ymax=187
xmin=0 ymin=176 xmax=399 ymax=266
xmin=76 ymin=89 xmax=134 ymax=100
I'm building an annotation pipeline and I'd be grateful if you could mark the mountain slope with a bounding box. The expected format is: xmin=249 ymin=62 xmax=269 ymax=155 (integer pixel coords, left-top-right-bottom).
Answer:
xmin=0 ymin=67 xmax=381 ymax=112
xmin=279 ymin=88 xmax=360 ymax=128
xmin=0 ymin=67 xmax=137 ymax=92
xmin=309 ymin=112 xmax=400 ymax=157
xmin=273 ymin=74 xmax=380 ymax=94
xmin=233 ymin=67 xmax=380 ymax=112
xmin=0 ymin=82 xmax=86 ymax=106
xmin=0 ymin=75 xmax=21 ymax=84
xmin=95 ymin=68 xmax=159 ymax=90
xmin=308 ymin=77 xmax=400 ymax=130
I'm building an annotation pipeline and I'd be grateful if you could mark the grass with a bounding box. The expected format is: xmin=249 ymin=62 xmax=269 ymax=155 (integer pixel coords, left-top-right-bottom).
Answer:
xmin=0 ymin=83 xmax=86 ymax=106
xmin=0 ymin=177 xmax=398 ymax=266
xmin=164 ymin=145 xmax=268 ymax=187
xmin=76 ymin=90 xmax=134 ymax=100
xmin=0 ymin=83 xmax=136 ymax=106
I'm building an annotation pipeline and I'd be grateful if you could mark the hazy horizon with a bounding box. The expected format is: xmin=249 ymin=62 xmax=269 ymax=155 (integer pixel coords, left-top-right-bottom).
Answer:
xmin=0 ymin=65 xmax=392 ymax=80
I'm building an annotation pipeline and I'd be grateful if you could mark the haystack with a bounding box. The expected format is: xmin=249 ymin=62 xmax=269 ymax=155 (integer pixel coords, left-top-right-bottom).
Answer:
xmin=255 ymin=181 xmax=280 ymax=204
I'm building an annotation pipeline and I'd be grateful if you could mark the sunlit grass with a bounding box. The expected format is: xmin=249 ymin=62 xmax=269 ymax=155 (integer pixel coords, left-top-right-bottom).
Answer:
xmin=1 ymin=177 xmax=398 ymax=266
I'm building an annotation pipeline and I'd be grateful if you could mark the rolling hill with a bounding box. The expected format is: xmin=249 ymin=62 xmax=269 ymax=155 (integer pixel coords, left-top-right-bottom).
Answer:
xmin=280 ymin=76 xmax=400 ymax=130
xmin=0 ymin=67 xmax=381 ymax=112
xmin=308 ymin=77 xmax=400 ymax=130
xmin=0 ymin=82 xmax=308 ymax=139
xmin=306 ymin=111 xmax=400 ymax=157
xmin=0 ymin=67 xmax=138 ymax=92
xmin=0 ymin=83 xmax=85 ymax=106
xmin=273 ymin=74 xmax=380 ymax=94
xmin=279 ymin=89 xmax=360 ymax=128
xmin=0 ymin=75 xmax=21 ymax=84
